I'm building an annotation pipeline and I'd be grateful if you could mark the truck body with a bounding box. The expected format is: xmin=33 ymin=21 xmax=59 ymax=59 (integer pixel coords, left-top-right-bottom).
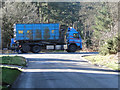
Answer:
xmin=10 ymin=23 xmax=82 ymax=53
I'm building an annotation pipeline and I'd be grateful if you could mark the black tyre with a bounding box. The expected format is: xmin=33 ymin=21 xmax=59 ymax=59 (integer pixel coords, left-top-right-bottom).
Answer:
xmin=66 ymin=49 xmax=70 ymax=52
xmin=68 ymin=45 xmax=77 ymax=52
xmin=32 ymin=45 xmax=41 ymax=53
xmin=21 ymin=44 xmax=30 ymax=53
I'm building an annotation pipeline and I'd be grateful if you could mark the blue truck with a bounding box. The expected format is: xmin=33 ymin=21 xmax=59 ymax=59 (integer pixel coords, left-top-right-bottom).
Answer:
xmin=10 ymin=23 xmax=82 ymax=53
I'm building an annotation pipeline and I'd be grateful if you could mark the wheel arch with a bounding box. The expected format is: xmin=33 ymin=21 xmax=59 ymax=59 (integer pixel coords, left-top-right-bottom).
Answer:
xmin=69 ymin=43 xmax=77 ymax=47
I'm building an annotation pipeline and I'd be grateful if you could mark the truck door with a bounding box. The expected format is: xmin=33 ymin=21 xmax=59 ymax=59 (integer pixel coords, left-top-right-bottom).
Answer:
xmin=73 ymin=33 xmax=81 ymax=46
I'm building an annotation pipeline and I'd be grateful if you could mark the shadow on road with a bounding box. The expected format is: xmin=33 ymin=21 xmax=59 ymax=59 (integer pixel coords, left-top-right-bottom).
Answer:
xmin=11 ymin=57 xmax=118 ymax=88
xmin=2 ymin=52 xmax=99 ymax=55
xmin=26 ymin=58 xmax=118 ymax=73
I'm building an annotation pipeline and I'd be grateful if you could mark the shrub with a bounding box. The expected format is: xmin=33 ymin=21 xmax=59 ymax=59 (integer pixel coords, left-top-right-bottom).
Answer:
xmin=99 ymin=44 xmax=109 ymax=55
xmin=99 ymin=35 xmax=120 ymax=55
xmin=86 ymin=39 xmax=92 ymax=48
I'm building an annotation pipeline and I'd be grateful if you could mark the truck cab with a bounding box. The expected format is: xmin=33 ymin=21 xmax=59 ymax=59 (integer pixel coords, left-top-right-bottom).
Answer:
xmin=66 ymin=27 xmax=82 ymax=52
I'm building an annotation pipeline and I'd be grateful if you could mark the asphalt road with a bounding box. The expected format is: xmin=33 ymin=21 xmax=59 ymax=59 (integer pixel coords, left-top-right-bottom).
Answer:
xmin=10 ymin=52 xmax=118 ymax=88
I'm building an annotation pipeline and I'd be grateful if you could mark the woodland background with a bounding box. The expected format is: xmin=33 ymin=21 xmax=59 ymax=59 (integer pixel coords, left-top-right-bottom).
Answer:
xmin=0 ymin=1 xmax=119 ymax=55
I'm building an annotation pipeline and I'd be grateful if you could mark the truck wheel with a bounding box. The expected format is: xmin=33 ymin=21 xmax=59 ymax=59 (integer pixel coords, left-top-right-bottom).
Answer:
xmin=22 ymin=44 xmax=30 ymax=53
xmin=66 ymin=49 xmax=70 ymax=52
xmin=32 ymin=45 xmax=41 ymax=53
xmin=68 ymin=45 xmax=77 ymax=52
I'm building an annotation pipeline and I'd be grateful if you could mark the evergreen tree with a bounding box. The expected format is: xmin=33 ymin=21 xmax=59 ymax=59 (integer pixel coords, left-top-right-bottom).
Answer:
xmin=93 ymin=3 xmax=112 ymax=46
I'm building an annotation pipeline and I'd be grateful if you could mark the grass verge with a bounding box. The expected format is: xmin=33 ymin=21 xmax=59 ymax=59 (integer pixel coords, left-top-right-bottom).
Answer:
xmin=1 ymin=56 xmax=26 ymax=66
xmin=0 ymin=56 xmax=26 ymax=89
xmin=0 ymin=66 xmax=21 ymax=90
xmin=84 ymin=54 xmax=119 ymax=70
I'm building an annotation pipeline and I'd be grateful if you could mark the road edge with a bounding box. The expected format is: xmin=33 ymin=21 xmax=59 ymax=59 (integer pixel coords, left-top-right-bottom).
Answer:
xmin=81 ymin=55 xmax=119 ymax=72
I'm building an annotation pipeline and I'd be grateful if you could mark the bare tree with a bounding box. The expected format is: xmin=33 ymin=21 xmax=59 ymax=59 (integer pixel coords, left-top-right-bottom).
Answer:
xmin=2 ymin=2 xmax=39 ymax=47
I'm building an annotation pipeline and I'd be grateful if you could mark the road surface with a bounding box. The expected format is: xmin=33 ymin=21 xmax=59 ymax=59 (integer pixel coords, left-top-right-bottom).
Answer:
xmin=10 ymin=52 xmax=118 ymax=88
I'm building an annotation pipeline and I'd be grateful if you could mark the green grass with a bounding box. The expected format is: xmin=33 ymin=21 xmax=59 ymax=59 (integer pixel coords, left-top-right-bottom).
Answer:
xmin=1 ymin=56 xmax=26 ymax=66
xmin=0 ymin=56 xmax=26 ymax=89
xmin=0 ymin=85 xmax=2 ymax=89
xmin=0 ymin=66 xmax=21 ymax=89
xmin=84 ymin=54 xmax=119 ymax=70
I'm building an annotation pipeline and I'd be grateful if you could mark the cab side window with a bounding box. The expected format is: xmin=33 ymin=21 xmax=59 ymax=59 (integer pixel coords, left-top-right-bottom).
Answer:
xmin=73 ymin=33 xmax=79 ymax=39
